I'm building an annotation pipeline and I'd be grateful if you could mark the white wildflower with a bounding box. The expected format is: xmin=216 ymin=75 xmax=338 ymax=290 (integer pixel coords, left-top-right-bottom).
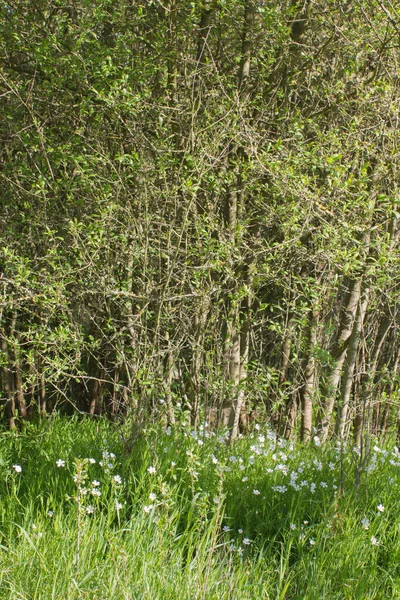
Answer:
xmin=242 ymin=538 xmax=251 ymax=545
xmin=56 ymin=459 xmax=65 ymax=468
xmin=361 ymin=518 xmax=370 ymax=530
xmin=147 ymin=466 xmax=156 ymax=475
xmin=12 ymin=464 xmax=22 ymax=473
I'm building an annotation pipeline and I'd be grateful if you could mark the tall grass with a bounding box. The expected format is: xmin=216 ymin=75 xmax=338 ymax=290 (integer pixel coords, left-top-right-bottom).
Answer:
xmin=1 ymin=416 xmax=400 ymax=599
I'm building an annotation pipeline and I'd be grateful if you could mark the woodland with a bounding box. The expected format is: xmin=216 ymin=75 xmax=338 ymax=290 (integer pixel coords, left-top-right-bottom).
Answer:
xmin=1 ymin=0 xmax=400 ymax=444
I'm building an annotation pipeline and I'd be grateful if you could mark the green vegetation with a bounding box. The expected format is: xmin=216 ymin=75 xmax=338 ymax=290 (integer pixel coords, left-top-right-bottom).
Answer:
xmin=1 ymin=0 xmax=400 ymax=442
xmin=1 ymin=2 xmax=400 ymax=594
xmin=1 ymin=417 xmax=400 ymax=599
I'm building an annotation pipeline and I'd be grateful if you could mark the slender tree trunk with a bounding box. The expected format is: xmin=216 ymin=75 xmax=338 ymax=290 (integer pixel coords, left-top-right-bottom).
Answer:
xmin=318 ymin=277 xmax=363 ymax=441
xmin=220 ymin=0 xmax=256 ymax=440
xmin=163 ymin=343 xmax=176 ymax=425
xmin=300 ymin=309 xmax=317 ymax=443
xmin=337 ymin=287 xmax=369 ymax=439
xmin=1 ymin=337 xmax=15 ymax=429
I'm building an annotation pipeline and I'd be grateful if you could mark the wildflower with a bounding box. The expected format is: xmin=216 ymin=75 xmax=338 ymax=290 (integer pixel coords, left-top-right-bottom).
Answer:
xmin=242 ymin=477 xmax=248 ymax=482
xmin=309 ymin=539 xmax=316 ymax=546
xmin=313 ymin=436 xmax=321 ymax=447
xmin=237 ymin=547 xmax=244 ymax=556
xmin=56 ymin=459 xmax=65 ymax=468
xmin=92 ymin=480 xmax=100 ymax=487
xmin=223 ymin=526 xmax=231 ymax=533
xmin=143 ymin=505 xmax=154 ymax=513
xmin=361 ymin=518 xmax=370 ymax=530
xmin=238 ymin=529 xmax=243 ymax=534
xmin=377 ymin=504 xmax=385 ymax=513
xmin=310 ymin=483 xmax=316 ymax=494
xmin=115 ymin=501 xmax=123 ymax=510
xmin=88 ymin=458 xmax=96 ymax=464
xmin=149 ymin=492 xmax=157 ymax=501
xmin=320 ymin=482 xmax=328 ymax=488
xmin=242 ymin=538 xmax=251 ymax=545
xmin=290 ymin=524 xmax=297 ymax=530
xmin=212 ymin=455 xmax=218 ymax=464
xmin=147 ymin=466 xmax=156 ymax=475
xmin=328 ymin=462 xmax=335 ymax=471
xmin=371 ymin=536 xmax=379 ymax=546
xmin=113 ymin=475 xmax=122 ymax=484
xmin=86 ymin=505 xmax=95 ymax=514
xmin=253 ymin=489 xmax=261 ymax=495
xmin=47 ymin=510 xmax=54 ymax=518
xmin=12 ymin=464 xmax=22 ymax=473
xmin=229 ymin=544 xmax=236 ymax=552
xmin=273 ymin=485 xmax=287 ymax=494
xmin=91 ymin=488 xmax=101 ymax=497
xmin=171 ymin=461 xmax=176 ymax=467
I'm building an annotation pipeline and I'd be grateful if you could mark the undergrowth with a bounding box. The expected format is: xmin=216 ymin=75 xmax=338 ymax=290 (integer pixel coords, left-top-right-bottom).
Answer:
xmin=1 ymin=416 xmax=400 ymax=599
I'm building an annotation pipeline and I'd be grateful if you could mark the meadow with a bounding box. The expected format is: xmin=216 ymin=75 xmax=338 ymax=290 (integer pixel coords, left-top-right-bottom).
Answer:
xmin=1 ymin=417 xmax=400 ymax=599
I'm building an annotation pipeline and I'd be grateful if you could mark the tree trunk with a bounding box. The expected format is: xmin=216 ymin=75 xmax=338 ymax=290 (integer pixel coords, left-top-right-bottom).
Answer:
xmin=337 ymin=287 xmax=369 ymax=439
xmin=318 ymin=277 xmax=363 ymax=441
xmin=300 ymin=309 xmax=317 ymax=443
xmin=220 ymin=0 xmax=256 ymax=441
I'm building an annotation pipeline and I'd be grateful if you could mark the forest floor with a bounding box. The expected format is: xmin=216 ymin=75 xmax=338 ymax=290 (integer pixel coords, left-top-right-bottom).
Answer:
xmin=1 ymin=417 xmax=400 ymax=599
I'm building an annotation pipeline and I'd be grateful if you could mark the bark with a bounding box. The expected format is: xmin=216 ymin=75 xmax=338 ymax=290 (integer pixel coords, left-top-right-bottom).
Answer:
xmin=284 ymin=394 xmax=298 ymax=440
xmin=221 ymin=1 xmax=256 ymax=440
xmin=300 ymin=309 xmax=318 ymax=443
xmin=318 ymin=277 xmax=363 ymax=441
xmin=381 ymin=348 xmax=400 ymax=439
xmin=188 ymin=297 xmax=210 ymax=427
xmin=163 ymin=344 xmax=176 ymax=426
xmin=354 ymin=314 xmax=392 ymax=444
xmin=337 ymin=287 xmax=369 ymax=439
xmin=1 ymin=337 xmax=15 ymax=429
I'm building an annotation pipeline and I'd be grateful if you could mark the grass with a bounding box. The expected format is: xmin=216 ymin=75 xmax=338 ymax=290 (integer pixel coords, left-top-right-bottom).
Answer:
xmin=1 ymin=416 xmax=400 ymax=599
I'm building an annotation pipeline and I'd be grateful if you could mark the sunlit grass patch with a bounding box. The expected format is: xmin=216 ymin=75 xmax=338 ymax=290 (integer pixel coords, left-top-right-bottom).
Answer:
xmin=1 ymin=417 xmax=400 ymax=598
